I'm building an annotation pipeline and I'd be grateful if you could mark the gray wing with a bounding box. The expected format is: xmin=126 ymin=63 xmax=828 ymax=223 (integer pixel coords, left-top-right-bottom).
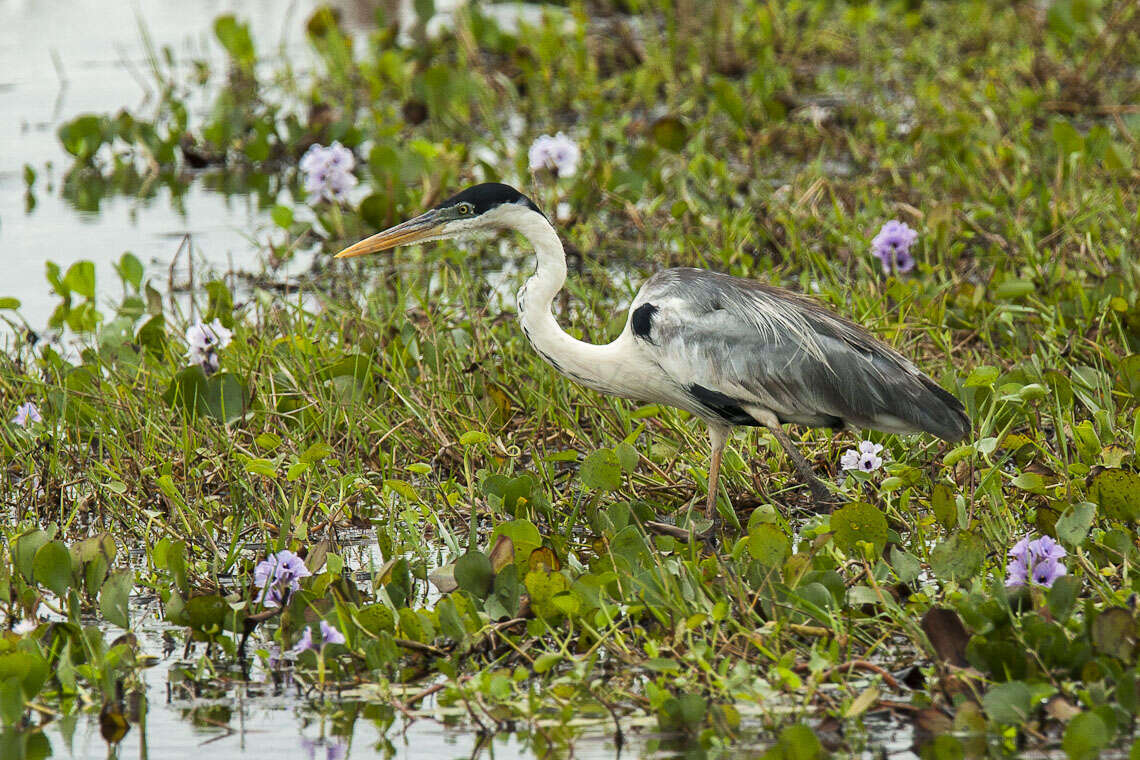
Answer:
xmin=627 ymin=268 xmax=969 ymax=441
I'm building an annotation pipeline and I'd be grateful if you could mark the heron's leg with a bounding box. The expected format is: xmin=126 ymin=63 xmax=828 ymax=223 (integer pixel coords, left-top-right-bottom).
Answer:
xmin=767 ymin=426 xmax=836 ymax=507
xmin=705 ymin=425 xmax=729 ymax=520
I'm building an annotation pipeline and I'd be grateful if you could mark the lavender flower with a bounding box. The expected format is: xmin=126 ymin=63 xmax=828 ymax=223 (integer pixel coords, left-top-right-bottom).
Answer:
xmin=292 ymin=620 xmax=345 ymax=653
xmin=840 ymin=441 xmax=884 ymax=472
xmin=300 ymin=142 xmax=358 ymax=203
xmin=253 ymin=549 xmax=312 ymax=608
xmin=300 ymin=737 xmax=347 ymax=760
xmin=12 ymin=402 xmax=42 ymax=428
xmin=1006 ymin=535 xmax=1068 ymax=588
xmin=528 ymin=132 xmax=581 ymax=178
xmin=871 ymin=220 xmax=918 ymax=274
xmin=185 ymin=319 xmax=233 ymax=375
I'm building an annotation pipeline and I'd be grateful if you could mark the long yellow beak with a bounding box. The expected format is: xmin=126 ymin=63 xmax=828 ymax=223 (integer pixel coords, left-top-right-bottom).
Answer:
xmin=334 ymin=211 xmax=445 ymax=259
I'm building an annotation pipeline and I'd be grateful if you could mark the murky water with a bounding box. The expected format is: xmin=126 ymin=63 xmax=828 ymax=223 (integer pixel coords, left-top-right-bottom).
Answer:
xmin=0 ymin=0 xmax=347 ymax=331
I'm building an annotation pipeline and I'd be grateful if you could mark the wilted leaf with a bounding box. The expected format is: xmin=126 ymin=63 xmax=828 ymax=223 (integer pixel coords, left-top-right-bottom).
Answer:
xmin=921 ymin=607 xmax=970 ymax=667
xmin=1091 ymin=607 xmax=1136 ymax=660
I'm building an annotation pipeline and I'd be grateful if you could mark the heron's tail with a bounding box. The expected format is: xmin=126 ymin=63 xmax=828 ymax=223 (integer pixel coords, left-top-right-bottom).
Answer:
xmin=913 ymin=375 xmax=971 ymax=442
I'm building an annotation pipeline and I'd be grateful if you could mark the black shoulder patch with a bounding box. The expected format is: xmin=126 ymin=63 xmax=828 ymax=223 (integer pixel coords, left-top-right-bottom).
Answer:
xmin=630 ymin=303 xmax=658 ymax=342
xmin=688 ymin=384 xmax=760 ymax=427
xmin=435 ymin=182 xmax=545 ymax=217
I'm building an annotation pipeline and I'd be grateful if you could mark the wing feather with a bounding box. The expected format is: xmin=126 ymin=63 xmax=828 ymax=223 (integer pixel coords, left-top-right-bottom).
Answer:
xmin=630 ymin=268 xmax=969 ymax=441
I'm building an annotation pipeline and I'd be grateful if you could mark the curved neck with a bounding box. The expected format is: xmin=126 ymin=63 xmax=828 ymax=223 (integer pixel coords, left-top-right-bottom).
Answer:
xmin=503 ymin=207 xmax=632 ymax=397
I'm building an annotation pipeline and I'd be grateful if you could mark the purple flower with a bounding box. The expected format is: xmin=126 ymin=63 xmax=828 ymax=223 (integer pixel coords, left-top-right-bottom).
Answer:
xmin=300 ymin=737 xmax=347 ymax=760
xmin=1006 ymin=535 xmax=1068 ymax=588
xmin=12 ymin=402 xmax=42 ymax=428
xmin=253 ymin=550 xmax=312 ymax=607
xmin=300 ymin=142 xmax=358 ymax=203
xmin=871 ymin=220 xmax=918 ymax=274
xmin=292 ymin=620 xmax=345 ymax=653
xmin=528 ymin=132 xmax=581 ymax=177
xmin=840 ymin=440 xmax=884 ymax=472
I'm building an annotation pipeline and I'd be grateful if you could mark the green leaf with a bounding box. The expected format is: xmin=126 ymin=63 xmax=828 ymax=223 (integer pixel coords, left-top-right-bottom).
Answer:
xmin=1089 ymin=470 xmax=1140 ymax=522
xmin=213 ymin=15 xmax=255 ymax=69
xmin=929 ymin=532 xmax=985 ymax=582
xmin=889 ymin=545 xmax=921 ymax=584
xmin=0 ymin=298 xmax=20 ymax=310
xmin=580 ymin=449 xmax=622 ymax=490
xmin=965 ymin=366 xmax=999 ymax=387
xmin=747 ymin=524 xmax=790 ymax=566
xmin=1056 ymin=502 xmax=1096 ymax=545
xmin=99 ymin=569 xmax=133 ymax=629
xmin=983 ymin=680 xmax=1032 ymax=724
xmin=454 ymin=551 xmax=493 ymax=599
xmin=114 ymin=252 xmax=144 ymax=291
xmin=62 ymin=261 xmax=96 ymax=299
xmin=1047 ymin=575 xmax=1080 ymax=623
xmin=1062 ymin=711 xmax=1111 ymax=760
xmin=12 ymin=529 xmax=51 ymax=584
xmin=271 ymin=205 xmax=294 ymax=229
xmin=830 ymin=502 xmax=888 ymax=556
xmin=490 ymin=520 xmax=542 ymax=565
xmin=1091 ymin=607 xmax=1136 ymax=661
xmin=31 ymin=541 xmax=72 ymax=598
xmin=615 ymin=441 xmax=639 ymax=472
xmin=931 ymin=483 xmax=957 ymax=530
xmin=1051 ymin=119 xmax=1084 ymax=157
xmin=185 ymin=594 xmax=228 ymax=632
xmin=650 ymin=116 xmax=689 ymax=151
xmin=299 ymin=442 xmax=334 ymax=464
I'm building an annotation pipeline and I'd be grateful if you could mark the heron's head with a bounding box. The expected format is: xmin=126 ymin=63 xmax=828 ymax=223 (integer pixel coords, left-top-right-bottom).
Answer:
xmin=334 ymin=182 xmax=545 ymax=259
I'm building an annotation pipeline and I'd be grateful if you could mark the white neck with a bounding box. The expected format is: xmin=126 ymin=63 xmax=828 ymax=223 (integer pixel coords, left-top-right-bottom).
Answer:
xmin=494 ymin=205 xmax=634 ymax=397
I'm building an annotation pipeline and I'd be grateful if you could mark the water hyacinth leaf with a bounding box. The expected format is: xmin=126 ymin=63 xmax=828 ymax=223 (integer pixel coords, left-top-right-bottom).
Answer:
xmin=747 ymin=524 xmax=790 ymax=567
xmin=0 ymin=297 xmax=20 ymax=310
xmin=213 ymin=15 xmax=255 ymax=69
xmin=99 ymin=569 xmax=133 ymax=630
xmin=965 ymin=366 xmax=999 ymax=387
xmin=1091 ymin=607 xmax=1137 ymax=661
xmin=931 ymin=483 xmax=957 ymax=530
xmin=650 ymin=116 xmax=689 ymax=151
xmin=528 ymin=547 xmax=560 ymax=573
xmin=580 ymin=449 xmax=622 ymax=491
xmin=1088 ymin=470 xmax=1140 ymax=522
xmin=830 ymin=502 xmax=888 ymax=556
xmin=185 ymin=594 xmax=230 ymax=632
xmin=32 ymin=541 xmax=72 ymax=598
xmin=490 ymin=519 xmax=542 ymax=565
xmin=204 ymin=280 xmax=234 ymax=328
xmin=615 ymin=441 xmax=639 ymax=473
xmin=930 ymin=532 xmax=985 ymax=582
xmin=1056 ymin=502 xmax=1096 ymax=545
xmin=983 ymin=680 xmax=1032 ymax=724
xmin=1011 ymin=472 xmax=1046 ymax=493
xmin=355 ymin=604 xmax=396 ymax=635
xmin=1062 ymin=711 xmax=1112 ymax=760
xmin=889 ymin=545 xmax=921 ymax=584
xmin=1047 ymin=575 xmax=1080 ymax=623
xmin=427 ymin=564 xmax=458 ymax=594
xmin=62 ymin=261 xmax=96 ymax=299
xmin=454 ymin=550 xmax=493 ymax=599
xmin=525 ymin=569 xmax=570 ymax=620
xmin=114 ymin=252 xmax=144 ymax=291
xmin=12 ymin=529 xmax=51 ymax=584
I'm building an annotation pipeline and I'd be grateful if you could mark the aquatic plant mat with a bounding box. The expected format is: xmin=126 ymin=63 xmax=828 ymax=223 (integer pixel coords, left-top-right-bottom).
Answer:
xmin=3 ymin=0 xmax=1140 ymax=757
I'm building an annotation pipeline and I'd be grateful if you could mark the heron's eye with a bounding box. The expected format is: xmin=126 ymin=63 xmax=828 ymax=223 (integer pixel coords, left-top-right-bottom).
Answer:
xmin=457 ymin=202 xmax=474 ymax=216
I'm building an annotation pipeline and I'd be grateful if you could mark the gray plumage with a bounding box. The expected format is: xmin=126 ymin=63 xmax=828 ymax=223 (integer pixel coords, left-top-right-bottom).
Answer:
xmin=628 ymin=268 xmax=969 ymax=442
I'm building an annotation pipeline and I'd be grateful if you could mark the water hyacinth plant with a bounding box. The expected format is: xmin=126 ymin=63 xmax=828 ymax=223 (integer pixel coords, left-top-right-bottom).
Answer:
xmin=527 ymin=132 xmax=580 ymax=177
xmin=184 ymin=318 xmax=232 ymax=375
xmin=292 ymin=621 xmax=346 ymax=653
xmin=871 ymin=219 xmax=918 ymax=274
xmin=253 ymin=549 xmax=312 ymax=607
xmin=840 ymin=440 xmax=885 ymax=472
xmin=1006 ymin=535 xmax=1068 ymax=588
xmin=300 ymin=142 xmax=358 ymax=203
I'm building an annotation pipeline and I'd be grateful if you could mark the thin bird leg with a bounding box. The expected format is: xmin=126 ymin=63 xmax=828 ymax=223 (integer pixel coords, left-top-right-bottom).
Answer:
xmin=705 ymin=425 xmax=729 ymax=520
xmin=766 ymin=426 xmax=836 ymax=507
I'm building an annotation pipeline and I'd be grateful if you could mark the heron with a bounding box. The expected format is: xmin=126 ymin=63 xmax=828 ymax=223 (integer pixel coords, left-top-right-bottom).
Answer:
xmin=336 ymin=183 xmax=970 ymax=525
